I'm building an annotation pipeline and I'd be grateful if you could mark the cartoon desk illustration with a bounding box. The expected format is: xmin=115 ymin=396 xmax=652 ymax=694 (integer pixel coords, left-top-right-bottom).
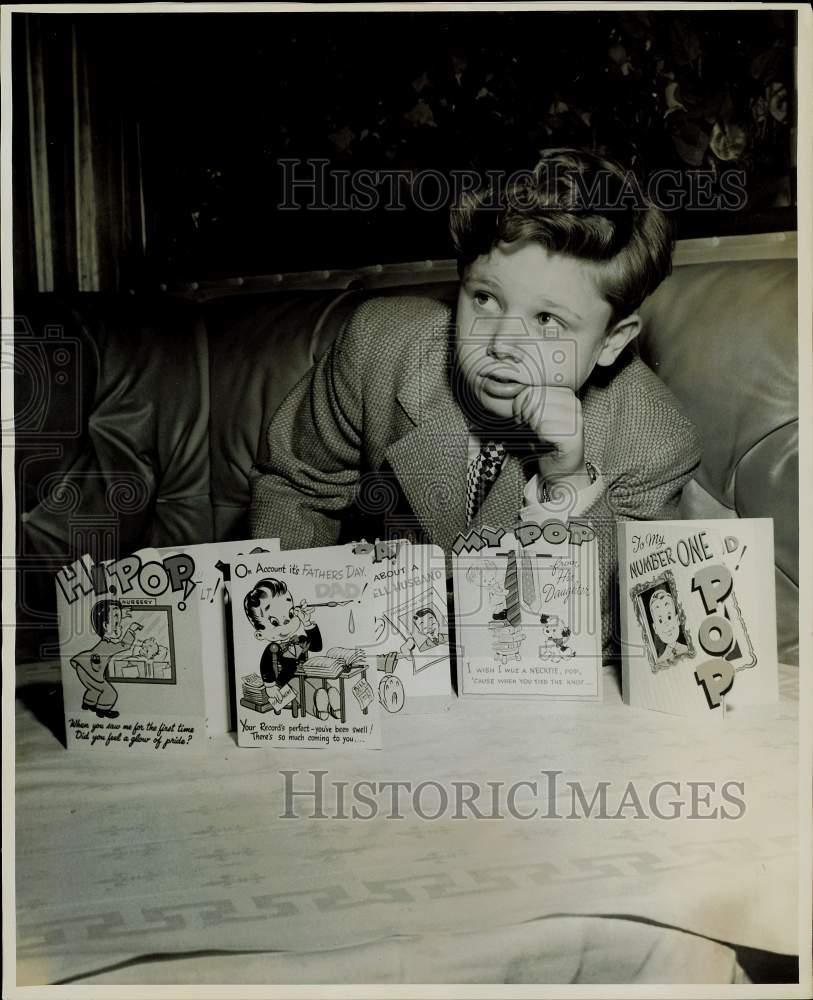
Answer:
xmin=294 ymin=650 xmax=370 ymax=723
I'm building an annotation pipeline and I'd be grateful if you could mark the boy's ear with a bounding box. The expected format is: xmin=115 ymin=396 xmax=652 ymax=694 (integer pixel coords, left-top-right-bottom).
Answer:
xmin=596 ymin=313 xmax=641 ymax=367
xmin=254 ymin=630 xmax=265 ymax=642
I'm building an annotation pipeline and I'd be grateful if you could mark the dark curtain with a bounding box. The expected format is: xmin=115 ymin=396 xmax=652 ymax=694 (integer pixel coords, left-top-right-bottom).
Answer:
xmin=13 ymin=13 xmax=146 ymax=293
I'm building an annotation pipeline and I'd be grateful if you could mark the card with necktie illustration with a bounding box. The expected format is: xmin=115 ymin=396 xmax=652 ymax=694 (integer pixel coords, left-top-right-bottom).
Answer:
xmin=618 ymin=519 xmax=778 ymax=716
xmin=228 ymin=545 xmax=381 ymax=748
xmin=451 ymin=518 xmax=602 ymax=699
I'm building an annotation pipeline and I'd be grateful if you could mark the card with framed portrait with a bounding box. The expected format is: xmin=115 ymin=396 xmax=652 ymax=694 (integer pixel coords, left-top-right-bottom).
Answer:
xmin=618 ymin=519 xmax=778 ymax=717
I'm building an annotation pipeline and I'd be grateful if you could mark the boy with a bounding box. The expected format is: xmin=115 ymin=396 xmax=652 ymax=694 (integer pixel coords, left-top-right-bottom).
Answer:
xmin=249 ymin=149 xmax=701 ymax=654
xmin=242 ymin=576 xmax=341 ymax=718
xmin=243 ymin=576 xmax=322 ymax=685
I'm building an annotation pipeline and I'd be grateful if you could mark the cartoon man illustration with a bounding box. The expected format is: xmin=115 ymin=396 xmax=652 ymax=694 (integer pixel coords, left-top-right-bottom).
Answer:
xmin=71 ymin=600 xmax=143 ymax=718
xmin=649 ymin=587 xmax=689 ymax=664
xmin=412 ymin=608 xmax=448 ymax=649
xmin=400 ymin=608 xmax=448 ymax=654
xmin=243 ymin=577 xmax=338 ymax=718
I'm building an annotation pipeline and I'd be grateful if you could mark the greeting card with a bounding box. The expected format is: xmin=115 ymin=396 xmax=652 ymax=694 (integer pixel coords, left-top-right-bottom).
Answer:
xmin=618 ymin=519 xmax=778 ymax=716
xmin=452 ymin=518 xmax=602 ymax=699
xmin=158 ymin=537 xmax=280 ymax=734
xmin=228 ymin=545 xmax=380 ymax=749
xmin=56 ymin=548 xmax=204 ymax=752
xmin=362 ymin=540 xmax=453 ymax=715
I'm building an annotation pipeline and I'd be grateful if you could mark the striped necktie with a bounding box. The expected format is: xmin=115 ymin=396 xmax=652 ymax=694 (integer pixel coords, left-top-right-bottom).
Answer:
xmin=466 ymin=440 xmax=506 ymax=524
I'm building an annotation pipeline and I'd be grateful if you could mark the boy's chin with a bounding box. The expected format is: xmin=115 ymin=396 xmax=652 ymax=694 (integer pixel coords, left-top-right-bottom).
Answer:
xmin=470 ymin=392 xmax=515 ymax=424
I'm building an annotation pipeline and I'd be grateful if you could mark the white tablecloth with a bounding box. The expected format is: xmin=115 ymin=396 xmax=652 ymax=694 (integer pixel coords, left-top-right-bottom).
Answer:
xmin=14 ymin=662 xmax=799 ymax=986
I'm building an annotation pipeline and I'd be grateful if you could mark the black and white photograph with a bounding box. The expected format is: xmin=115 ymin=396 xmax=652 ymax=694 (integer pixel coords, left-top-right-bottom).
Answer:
xmin=2 ymin=2 xmax=810 ymax=994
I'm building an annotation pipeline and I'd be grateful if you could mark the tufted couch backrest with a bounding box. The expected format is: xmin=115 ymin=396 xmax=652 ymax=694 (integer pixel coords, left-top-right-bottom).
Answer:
xmin=14 ymin=240 xmax=798 ymax=662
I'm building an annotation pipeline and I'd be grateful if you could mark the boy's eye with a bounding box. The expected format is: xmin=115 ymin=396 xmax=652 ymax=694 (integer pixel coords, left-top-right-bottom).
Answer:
xmin=269 ymin=618 xmax=280 ymax=628
xmin=472 ymin=290 xmax=500 ymax=312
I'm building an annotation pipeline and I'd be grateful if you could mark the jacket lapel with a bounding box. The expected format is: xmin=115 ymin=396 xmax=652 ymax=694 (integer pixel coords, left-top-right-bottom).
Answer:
xmin=385 ymin=395 xmax=470 ymax=552
xmin=474 ymin=451 xmax=525 ymax=533
xmin=384 ymin=326 xmax=530 ymax=549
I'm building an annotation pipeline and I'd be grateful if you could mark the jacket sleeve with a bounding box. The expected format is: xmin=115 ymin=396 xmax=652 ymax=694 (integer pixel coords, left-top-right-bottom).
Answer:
xmin=122 ymin=626 xmax=139 ymax=649
xmin=596 ymin=402 xmax=701 ymax=523
xmin=304 ymin=623 xmax=323 ymax=654
xmin=575 ymin=363 xmax=701 ymax=661
xmin=248 ymin=302 xmax=373 ymax=549
xmin=581 ymin=358 xmax=702 ymax=526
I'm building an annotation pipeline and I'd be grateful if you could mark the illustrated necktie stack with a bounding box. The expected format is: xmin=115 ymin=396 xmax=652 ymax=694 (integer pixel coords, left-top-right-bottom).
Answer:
xmin=466 ymin=440 xmax=506 ymax=524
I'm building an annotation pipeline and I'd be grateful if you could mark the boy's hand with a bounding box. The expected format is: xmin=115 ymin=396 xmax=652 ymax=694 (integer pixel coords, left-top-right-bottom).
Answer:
xmin=512 ymin=384 xmax=589 ymax=486
xmin=295 ymin=600 xmax=314 ymax=627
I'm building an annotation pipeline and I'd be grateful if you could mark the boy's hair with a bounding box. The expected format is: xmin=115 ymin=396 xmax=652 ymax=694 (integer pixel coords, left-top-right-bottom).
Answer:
xmin=91 ymin=599 xmax=120 ymax=638
xmin=649 ymin=588 xmax=675 ymax=614
xmin=450 ymin=148 xmax=673 ymax=323
xmin=244 ymin=577 xmax=289 ymax=629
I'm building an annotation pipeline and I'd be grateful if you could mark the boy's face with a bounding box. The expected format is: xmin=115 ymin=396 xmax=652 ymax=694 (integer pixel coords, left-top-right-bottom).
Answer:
xmin=455 ymin=241 xmax=632 ymax=423
xmin=651 ymin=594 xmax=679 ymax=646
xmin=252 ymin=589 xmax=300 ymax=645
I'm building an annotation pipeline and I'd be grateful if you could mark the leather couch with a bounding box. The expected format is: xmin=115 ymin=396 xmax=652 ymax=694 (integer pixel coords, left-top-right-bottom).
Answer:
xmin=14 ymin=243 xmax=799 ymax=663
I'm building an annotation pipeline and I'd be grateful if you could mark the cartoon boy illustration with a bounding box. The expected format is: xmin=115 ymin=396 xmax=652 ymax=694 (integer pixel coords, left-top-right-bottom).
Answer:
xmin=71 ymin=600 xmax=143 ymax=718
xmin=539 ymin=613 xmax=576 ymax=661
xmin=649 ymin=587 xmax=689 ymax=664
xmin=243 ymin=577 xmax=339 ymax=718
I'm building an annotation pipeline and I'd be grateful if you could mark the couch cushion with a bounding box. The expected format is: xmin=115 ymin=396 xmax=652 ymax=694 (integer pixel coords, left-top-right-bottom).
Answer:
xmin=639 ymin=258 xmax=798 ymax=662
xmin=14 ymin=294 xmax=212 ymax=660
xmin=205 ymin=289 xmax=365 ymax=540
xmin=638 ymin=259 xmax=797 ymax=509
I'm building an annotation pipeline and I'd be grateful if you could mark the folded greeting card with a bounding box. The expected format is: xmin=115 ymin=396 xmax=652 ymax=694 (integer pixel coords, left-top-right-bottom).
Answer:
xmin=158 ymin=537 xmax=280 ymax=735
xmin=56 ymin=548 xmax=204 ymax=752
xmin=452 ymin=518 xmax=602 ymax=699
xmin=618 ymin=519 xmax=778 ymax=716
xmin=228 ymin=545 xmax=380 ymax=749
xmin=363 ymin=540 xmax=453 ymax=715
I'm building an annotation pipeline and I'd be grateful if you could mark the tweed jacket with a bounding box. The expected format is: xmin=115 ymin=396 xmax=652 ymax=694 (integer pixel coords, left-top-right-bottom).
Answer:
xmin=250 ymin=296 xmax=701 ymax=653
